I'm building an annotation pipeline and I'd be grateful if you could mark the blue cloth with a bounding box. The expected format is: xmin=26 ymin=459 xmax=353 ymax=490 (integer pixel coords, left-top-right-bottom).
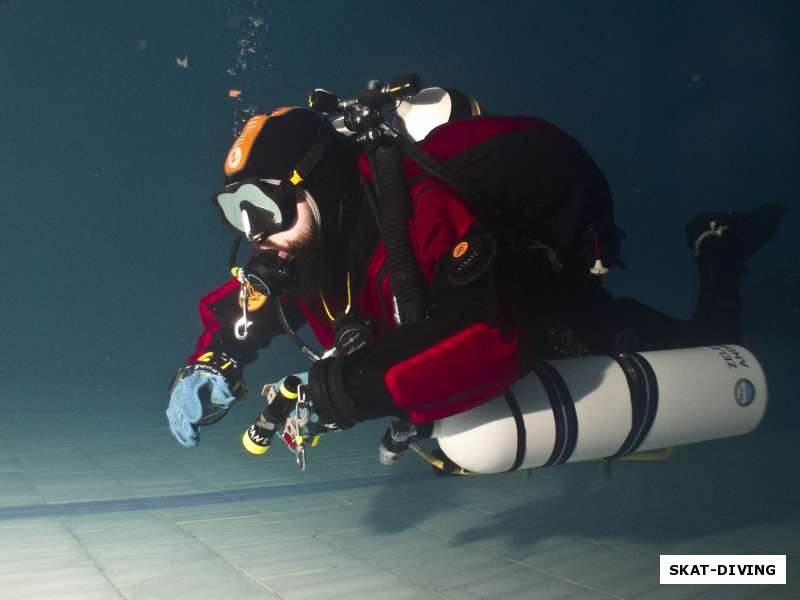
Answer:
xmin=166 ymin=372 xmax=236 ymax=448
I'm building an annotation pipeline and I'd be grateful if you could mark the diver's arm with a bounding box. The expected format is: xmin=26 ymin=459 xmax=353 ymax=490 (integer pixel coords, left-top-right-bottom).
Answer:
xmin=307 ymin=221 xmax=519 ymax=428
xmin=168 ymin=279 xmax=307 ymax=448
xmin=188 ymin=278 xmax=306 ymax=366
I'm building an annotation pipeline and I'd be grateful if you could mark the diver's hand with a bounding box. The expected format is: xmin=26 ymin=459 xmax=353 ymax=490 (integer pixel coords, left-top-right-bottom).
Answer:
xmin=283 ymin=381 xmax=336 ymax=438
xmin=278 ymin=381 xmax=330 ymax=470
xmin=167 ymin=371 xmax=237 ymax=447
xmin=258 ymin=373 xmax=309 ymax=425
xmin=166 ymin=353 xmax=245 ymax=448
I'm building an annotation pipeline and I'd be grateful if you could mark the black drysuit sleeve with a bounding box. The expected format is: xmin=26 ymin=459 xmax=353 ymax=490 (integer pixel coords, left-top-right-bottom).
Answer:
xmin=189 ymin=278 xmax=306 ymax=366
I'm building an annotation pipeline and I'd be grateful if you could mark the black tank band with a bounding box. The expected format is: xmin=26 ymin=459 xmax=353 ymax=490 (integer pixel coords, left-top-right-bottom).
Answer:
xmin=503 ymin=391 xmax=526 ymax=471
xmin=530 ymin=361 xmax=578 ymax=467
xmin=609 ymin=352 xmax=659 ymax=459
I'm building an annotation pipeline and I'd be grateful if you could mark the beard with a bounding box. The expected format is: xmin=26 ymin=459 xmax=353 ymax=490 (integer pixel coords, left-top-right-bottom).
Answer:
xmin=292 ymin=236 xmax=350 ymax=313
xmin=256 ymin=189 xmax=356 ymax=314
xmin=293 ymin=241 xmax=325 ymax=303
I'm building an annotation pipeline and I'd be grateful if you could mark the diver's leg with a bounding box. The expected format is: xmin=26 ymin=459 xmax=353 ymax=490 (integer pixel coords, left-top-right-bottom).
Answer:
xmin=605 ymin=203 xmax=786 ymax=352
xmin=680 ymin=251 xmax=745 ymax=346
xmin=607 ymin=258 xmax=747 ymax=352
xmin=529 ymin=279 xmax=687 ymax=355
xmin=680 ymin=202 xmax=787 ymax=346
xmin=605 ymin=297 xmax=686 ymax=352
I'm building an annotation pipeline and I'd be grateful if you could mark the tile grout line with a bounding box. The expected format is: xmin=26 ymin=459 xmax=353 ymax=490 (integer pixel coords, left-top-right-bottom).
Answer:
xmin=163 ymin=506 xmax=293 ymax=600
xmin=411 ymin=523 xmax=629 ymax=599
xmin=58 ymin=515 xmax=129 ymax=600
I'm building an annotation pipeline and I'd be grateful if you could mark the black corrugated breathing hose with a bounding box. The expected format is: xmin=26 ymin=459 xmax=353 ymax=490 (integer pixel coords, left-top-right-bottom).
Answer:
xmin=371 ymin=143 xmax=426 ymax=325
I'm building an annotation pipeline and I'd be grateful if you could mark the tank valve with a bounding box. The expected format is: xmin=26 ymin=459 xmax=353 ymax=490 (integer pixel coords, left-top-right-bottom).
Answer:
xmin=378 ymin=420 xmax=418 ymax=465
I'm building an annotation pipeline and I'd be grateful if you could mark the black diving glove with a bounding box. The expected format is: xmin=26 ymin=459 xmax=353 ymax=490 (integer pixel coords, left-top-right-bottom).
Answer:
xmin=305 ymin=356 xmax=359 ymax=431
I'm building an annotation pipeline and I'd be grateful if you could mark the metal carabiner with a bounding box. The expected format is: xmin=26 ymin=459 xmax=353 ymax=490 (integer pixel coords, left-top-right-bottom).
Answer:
xmin=281 ymin=419 xmax=307 ymax=471
xmin=234 ymin=315 xmax=253 ymax=341
xmin=281 ymin=390 xmax=313 ymax=471
xmin=234 ymin=269 xmax=252 ymax=341
xmin=296 ymin=445 xmax=306 ymax=471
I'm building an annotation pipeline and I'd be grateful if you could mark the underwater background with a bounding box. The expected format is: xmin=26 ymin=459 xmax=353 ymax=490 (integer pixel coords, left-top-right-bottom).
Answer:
xmin=0 ymin=1 xmax=798 ymax=598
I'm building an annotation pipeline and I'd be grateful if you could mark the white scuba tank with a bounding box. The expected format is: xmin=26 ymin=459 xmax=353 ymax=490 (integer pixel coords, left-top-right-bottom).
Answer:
xmin=393 ymin=87 xmax=482 ymax=141
xmin=432 ymin=345 xmax=767 ymax=474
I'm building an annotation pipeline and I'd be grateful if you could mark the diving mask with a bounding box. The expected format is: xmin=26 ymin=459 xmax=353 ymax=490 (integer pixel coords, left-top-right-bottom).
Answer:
xmin=213 ymin=178 xmax=297 ymax=243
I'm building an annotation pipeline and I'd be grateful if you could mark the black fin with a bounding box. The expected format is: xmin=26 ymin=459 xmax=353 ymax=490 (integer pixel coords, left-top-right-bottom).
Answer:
xmin=686 ymin=202 xmax=787 ymax=262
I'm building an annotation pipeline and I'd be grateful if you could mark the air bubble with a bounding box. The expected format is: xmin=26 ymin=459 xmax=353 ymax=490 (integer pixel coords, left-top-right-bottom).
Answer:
xmin=226 ymin=2 xmax=271 ymax=136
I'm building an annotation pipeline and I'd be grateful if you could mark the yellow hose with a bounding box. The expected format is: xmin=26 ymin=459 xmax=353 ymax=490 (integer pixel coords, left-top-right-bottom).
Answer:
xmin=620 ymin=447 xmax=674 ymax=461
xmin=408 ymin=443 xmax=472 ymax=476
xmin=408 ymin=444 xmax=673 ymax=476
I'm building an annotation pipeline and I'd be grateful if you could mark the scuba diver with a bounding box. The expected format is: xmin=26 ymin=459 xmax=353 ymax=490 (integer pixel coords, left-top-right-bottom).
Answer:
xmin=166 ymin=77 xmax=786 ymax=471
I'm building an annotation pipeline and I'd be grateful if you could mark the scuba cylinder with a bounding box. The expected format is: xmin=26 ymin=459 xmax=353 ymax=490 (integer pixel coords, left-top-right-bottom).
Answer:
xmin=242 ymin=375 xmax=303 ymax=455
xmin=376 ymin=345 xmax=767 ymax=475
xmin=394 ymin=86 xmax=482 ymax=141
xmin=430 ymin=345 xmax=767 ymax=474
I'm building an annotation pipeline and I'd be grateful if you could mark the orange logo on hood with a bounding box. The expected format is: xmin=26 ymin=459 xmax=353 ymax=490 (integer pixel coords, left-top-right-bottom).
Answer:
xmin=225 ymin=114 xmax=267 ymax=176
xmin=224 ymin=107 xmax=298 ymax=177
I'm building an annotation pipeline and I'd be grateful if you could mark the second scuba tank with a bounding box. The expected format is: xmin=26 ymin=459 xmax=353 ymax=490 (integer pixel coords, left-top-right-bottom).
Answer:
xmin=394 ymin=86 xmax=482 ymax=141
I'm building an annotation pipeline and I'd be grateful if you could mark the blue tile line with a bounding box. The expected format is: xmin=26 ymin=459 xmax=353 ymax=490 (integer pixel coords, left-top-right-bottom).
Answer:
xmin=0 ymin=471 xmax=431 ymax=520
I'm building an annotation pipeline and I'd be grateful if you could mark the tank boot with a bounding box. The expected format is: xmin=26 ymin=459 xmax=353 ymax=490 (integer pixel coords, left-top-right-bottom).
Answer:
xmin=685 ymin=202 xmax=787 ymax=262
